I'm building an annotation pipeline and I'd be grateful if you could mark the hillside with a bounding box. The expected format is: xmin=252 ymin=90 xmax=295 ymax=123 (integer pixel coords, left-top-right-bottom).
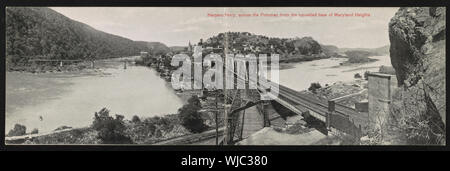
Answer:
xmin=198 ymin=32 xmax=328 ymax=60
xmin=5 ymin=7 xmax=169 ymax=70
xmin=136 ymin=41 xmax=171 ymax=55
xmin=320 ymin=44 xmax=341 ymax=57
xmin=169 ymin=46 xmax=188 ymax=53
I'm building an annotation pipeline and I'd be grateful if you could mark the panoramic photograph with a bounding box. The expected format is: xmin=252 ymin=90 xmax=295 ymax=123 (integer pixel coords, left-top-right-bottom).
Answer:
xmin=4 ymin=7 xmax=446 ymax=145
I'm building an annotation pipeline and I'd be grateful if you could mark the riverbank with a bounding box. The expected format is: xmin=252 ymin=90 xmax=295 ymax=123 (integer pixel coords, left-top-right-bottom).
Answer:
xmin=6 ymin=56 xmax=139 ymax=73
xmin=6 ymin=109 xmax=222 ymax=144
xmin=8 ymin=60 xmax=93 ymax=73
xmin=279 ymin=54 xmax=330 ymax=63
xmin=6 ymin=114 xmax=184 ymax=144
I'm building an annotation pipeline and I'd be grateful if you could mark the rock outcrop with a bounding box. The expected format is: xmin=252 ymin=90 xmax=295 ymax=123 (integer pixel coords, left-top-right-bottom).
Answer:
xmin=387 ymin=7 xmax=445 ymax=144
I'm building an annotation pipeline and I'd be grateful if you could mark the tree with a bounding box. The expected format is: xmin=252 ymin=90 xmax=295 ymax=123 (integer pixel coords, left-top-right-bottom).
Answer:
xmin=308 ymin=82 xmax=322 ymax=94
xmin=178 ymin=96 xmax=207 ymax=133
xmin=31 ymin=128 xmax=39 ymax=134
xmin=131 ymin=115 xmax=141 ymax=123
xmin=91 ymin=108 xmax=133 ymax=144
xmin=7 ymin=124 xmax=26 ymax=136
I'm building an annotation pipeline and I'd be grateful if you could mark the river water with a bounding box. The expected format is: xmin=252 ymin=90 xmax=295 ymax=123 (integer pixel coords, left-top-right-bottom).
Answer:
xmin=5 ymin=58 xmax=184 ymax=133
xmin=5 ymin=55 xmax=391 ymax=134
xmin=276 ymin=55 xmax=392 ymax=91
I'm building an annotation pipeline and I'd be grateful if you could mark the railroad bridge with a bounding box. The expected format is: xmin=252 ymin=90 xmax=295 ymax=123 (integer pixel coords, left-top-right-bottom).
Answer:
xmin=219 ymin=57 xmax=375 ymax=145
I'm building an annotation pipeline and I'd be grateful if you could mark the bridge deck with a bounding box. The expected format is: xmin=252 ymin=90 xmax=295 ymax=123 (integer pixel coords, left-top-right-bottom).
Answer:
xmin=231 ymin=67 xmax=361 ymax=128
xmin=277 ymin=84 xmax=360 ymax=117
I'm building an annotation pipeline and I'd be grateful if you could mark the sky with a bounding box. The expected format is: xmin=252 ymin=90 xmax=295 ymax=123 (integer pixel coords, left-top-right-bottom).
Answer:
xmin=51 ymin=7 xmax=399 ymax=48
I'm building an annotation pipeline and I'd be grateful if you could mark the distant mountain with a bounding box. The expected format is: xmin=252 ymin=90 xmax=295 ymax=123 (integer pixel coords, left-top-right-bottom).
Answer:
xmin=136 ymin=41 xmax=171 ymax=55
xmin=169 ymin=46 xmax=188 ymax=53
xmin=372 ymin=45 xmax=390 ymax=55
xmin=5 ymin=7 xmax=169 ymax=68
xmin=339 ymin=45 xmax=390 ymax=56
xmin=320 ymin=44 xmax=340 ymax=56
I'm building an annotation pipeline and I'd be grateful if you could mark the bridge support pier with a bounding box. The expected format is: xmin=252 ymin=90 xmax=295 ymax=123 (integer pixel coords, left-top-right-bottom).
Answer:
xmin=327 ymin=100 xmax=335 ymax=131
xmin=255 ymin=101 xmax=271 ymax=127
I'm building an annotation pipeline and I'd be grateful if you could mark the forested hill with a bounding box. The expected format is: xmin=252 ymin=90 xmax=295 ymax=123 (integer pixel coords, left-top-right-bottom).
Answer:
xmin=5 ymin=7 xmax=169 ymax=68
xmin=198 ymin=32 xmax=328 ymax=58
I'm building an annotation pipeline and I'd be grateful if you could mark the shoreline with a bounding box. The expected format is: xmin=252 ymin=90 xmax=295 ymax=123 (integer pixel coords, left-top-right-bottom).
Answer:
xmin=6 ymin=56 xmax=140 ymax=74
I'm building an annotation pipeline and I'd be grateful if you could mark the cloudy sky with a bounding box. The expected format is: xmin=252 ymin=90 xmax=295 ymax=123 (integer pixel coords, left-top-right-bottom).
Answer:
xmin=51 ymin=7 xmax=399 ymax=48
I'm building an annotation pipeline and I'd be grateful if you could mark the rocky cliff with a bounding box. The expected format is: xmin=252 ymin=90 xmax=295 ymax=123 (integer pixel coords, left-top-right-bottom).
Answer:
xmin=387 ymin=7 xmax=445 ymax=144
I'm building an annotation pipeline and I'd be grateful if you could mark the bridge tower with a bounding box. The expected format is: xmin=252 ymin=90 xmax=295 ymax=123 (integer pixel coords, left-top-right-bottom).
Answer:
xmin=367 ymin=72 xmax=396 ymax=132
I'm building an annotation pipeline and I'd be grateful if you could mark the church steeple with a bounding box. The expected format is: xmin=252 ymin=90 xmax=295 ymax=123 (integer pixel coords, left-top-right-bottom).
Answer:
xmin=188 ymin=41 xmax=192 ymax=52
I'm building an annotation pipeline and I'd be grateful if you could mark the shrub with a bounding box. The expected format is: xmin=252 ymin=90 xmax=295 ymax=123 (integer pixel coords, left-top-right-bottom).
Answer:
xmin=285 ymin=123 xmax=310 ymax=134
xmin=178 ymin=96 xmax=207 ymax=133
xmin=389 ymin=83 xmax=445 ymax=145
xmin=31 ymin=128 xmax=39 ymax=134
xmin=92 ymin=108 xmax=133 ymax=144
xmin=131 ymin=115 xmax=141 ymax=123
xmin=308 ymin=82 xmax=322 ymax=94
xmin=7 ymin=124 xmax=26 ymax=137
xmin=354 ymin=73 xmax=362 ymax=79
xmin=54 ymin=125 xmax=72 ymax=131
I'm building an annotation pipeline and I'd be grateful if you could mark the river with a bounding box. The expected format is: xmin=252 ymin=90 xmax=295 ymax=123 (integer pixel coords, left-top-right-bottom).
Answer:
xmin=275 ymin=55 xmax=392 ymax=91
xmin=5 ymin=57 xmax=184 ymax=133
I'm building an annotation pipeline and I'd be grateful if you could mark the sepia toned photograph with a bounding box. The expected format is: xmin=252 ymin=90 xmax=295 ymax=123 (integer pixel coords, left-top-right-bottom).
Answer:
xmin=4 ymin=6 xmax=446 ymax=146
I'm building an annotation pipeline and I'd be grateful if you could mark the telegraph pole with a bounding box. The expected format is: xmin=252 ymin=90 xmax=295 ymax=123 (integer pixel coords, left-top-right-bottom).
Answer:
xmin=223 ymin=32 xmax=229 ymax=145
xmin=215 ymin=89 xmax=219 ymax=145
